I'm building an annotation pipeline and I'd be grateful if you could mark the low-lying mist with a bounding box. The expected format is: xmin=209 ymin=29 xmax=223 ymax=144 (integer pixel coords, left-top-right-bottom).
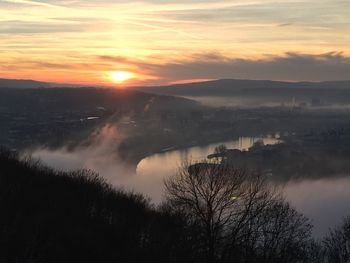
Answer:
xmin=283 ymin=177 xmax=350 ymax=238
xmin=185 ymin=96 xmax=282 ymax=108
xmin=23 ymin=123 xmax=350 ymax=238
xmin=185 ymin=95 xmax=350 ymax=110
xmin=24 ymin=123 xmax=169 ymax=201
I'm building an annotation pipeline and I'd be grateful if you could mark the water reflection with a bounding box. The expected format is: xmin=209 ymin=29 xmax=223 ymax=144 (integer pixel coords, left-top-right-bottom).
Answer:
xmin=137 ymin=137 xmax=350 ymax=237
xmin=284 ymin=177 xmax=350 ymax=238
xmin=138 ymin=137 xmax=281 ymax=171
xmin=30 ymin=135 xmax=350 ymax=237
xmin=137 ymin=137 xmax=281 ymax=201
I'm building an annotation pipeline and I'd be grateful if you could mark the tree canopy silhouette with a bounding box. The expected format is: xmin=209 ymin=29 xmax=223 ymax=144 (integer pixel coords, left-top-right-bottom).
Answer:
xmin=164 ymin=159 xmax=313 ymax=263
xmin=1 ymin=148 xmax=347 ymax=263
xmin=0 ymin=148 xmax=195 ymax=263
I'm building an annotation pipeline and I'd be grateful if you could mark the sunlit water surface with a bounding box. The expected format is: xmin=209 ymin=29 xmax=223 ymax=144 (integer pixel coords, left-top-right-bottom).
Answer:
xmin=30 ymin=136 xmax=350 ymax=238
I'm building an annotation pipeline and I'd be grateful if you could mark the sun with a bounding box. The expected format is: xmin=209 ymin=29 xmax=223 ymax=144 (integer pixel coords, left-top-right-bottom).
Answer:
xmin=110 ymin=71 xmax=133 ymax=83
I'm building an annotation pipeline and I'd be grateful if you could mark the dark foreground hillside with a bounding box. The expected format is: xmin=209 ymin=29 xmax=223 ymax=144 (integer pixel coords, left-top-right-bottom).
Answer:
xmin=0 ymin=149 xmax=195 ymax=263
xmin=1 ymin=149 xmax=349 ymax=263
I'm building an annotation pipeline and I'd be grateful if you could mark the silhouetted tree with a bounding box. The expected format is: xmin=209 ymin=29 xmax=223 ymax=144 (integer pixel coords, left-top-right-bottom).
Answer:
xmin=303 ymin=241 xmax=325 ymax=263
xmin=0 ymin=148 xmax=318 ymax=263
xmin=225 ymin=197 xmax=313 ymax=263
xmin=165 ymin=160 xmax=250 ymax=262
xmin=0 ymin=149 xmax=196 ymax=263
xmin=164 ymin=159 xmax=313 ymax=263
xmin=324 ymin=217 xmax=350 ymax=263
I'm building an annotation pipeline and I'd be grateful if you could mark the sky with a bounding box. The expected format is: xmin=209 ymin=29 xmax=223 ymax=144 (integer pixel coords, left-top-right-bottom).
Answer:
xmin=1 ymin=0 xmax=350 ymax=86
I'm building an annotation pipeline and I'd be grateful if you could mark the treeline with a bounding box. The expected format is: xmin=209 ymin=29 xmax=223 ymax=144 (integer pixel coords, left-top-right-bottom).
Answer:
xmin=0 ymin=149 xmax=349 ymax=263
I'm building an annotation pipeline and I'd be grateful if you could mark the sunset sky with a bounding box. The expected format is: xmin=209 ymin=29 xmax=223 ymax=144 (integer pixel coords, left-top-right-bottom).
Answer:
xmin=1 ymin=0 xmax=350 ymax=86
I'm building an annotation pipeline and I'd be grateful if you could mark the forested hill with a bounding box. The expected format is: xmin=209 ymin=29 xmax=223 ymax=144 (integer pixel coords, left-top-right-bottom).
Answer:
xmin=0 ymin=149 xmax=193 ymax=263
xmin=0 ymin=149 xmax=349 ymax=262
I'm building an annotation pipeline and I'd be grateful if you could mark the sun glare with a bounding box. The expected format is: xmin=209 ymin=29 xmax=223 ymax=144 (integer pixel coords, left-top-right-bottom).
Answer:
xmin=110 ymin=71 xmax=133 ymax=83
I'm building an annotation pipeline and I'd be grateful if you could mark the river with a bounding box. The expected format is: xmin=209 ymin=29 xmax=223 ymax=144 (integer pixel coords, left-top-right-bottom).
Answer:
xmin=30 ymin=135 xmax=350 ymax=238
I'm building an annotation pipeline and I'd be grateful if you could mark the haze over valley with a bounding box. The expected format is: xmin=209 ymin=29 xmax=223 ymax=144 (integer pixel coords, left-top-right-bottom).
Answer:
xmin=2 ymin=78 xmax=350 ymax=240
xmin=2 ymin=0 xmax=350 ymax=261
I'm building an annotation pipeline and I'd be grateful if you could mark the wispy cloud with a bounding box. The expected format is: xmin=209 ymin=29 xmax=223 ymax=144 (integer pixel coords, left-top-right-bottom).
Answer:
xmin=0 ymin=20 xmax=86 ymax=34
xmin=98 ymin=52 xmax=350 ymax=84
xmin=1 ymin=0 xmax=350 ymax=84
xmin=152 ymin=52 xmax=350 ymax=82
xmin=1 ymin=0 xmax=67 ymax=8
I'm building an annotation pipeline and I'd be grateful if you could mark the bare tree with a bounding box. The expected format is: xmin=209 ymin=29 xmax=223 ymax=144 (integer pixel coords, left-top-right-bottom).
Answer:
xmin=227 ymin=198 xmax=313 ymax=263
xmin=164 ymin=159 xmax=275 ymax=262
xmin=324 ymin=217 xmax=350 ymax=263
xmin=164 ymin=159 xmax=312 ymax=263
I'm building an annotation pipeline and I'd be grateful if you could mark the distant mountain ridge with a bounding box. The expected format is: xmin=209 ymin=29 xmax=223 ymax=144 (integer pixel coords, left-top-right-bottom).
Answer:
xmin=137 ymin=79 xmax=350 ymax=97
xmin=134 ymin=79 xmax=350 ymax=107
xmin=0 ymin=78 xmax=51 ymax=89
xmin=2 ymin=78 xmax=350 ymax=92
xmin=0 ymin=78 xmax=85 ymax=89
